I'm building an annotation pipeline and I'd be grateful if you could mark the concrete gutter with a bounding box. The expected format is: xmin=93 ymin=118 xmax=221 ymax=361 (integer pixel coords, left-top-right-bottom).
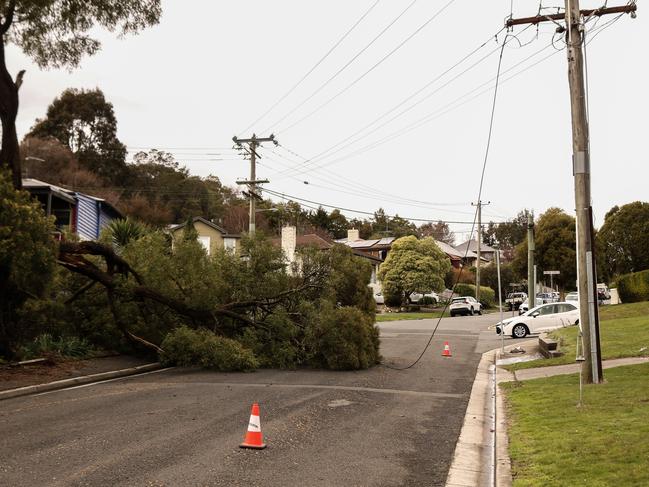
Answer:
xmin=0 ymin=362 xmax=162 ymax=401
xmin=446 ymin=349 xmax=506 ymax=487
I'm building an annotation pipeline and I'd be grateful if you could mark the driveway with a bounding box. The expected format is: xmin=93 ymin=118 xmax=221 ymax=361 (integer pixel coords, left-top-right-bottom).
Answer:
xmin=0 ymin=314 xmax=501 ymax=487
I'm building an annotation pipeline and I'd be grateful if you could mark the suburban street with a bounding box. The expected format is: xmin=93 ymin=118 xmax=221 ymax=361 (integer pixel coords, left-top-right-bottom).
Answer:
xmin=0 ymin=313 xmax=504 ymax=487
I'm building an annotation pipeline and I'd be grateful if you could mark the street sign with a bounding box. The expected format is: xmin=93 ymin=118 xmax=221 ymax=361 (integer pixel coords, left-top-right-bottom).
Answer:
xmin=543 ymin=270 xmax=560 ymax=275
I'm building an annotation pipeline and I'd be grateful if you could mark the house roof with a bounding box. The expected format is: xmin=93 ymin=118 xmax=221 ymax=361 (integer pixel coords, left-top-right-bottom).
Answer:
xmin=434 ymin=240 xmax=463 ymax=260
xmin=22 ymin=178 xmax=123 ymax=217
xmin=272 ymin=234 xmax=383 ymax=263
xmin=168 ymin=216 xmax=239 ymax=237
xmin=455 ymin=239 xmax=496 ymax=254
xmin=22 ymin=178 xmax=76 ymax=204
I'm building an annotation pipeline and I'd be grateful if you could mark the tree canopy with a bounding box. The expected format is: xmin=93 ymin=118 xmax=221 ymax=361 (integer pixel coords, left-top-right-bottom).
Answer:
xmin=513 ymin=208 xmax=576 ymax=290
xmin=378 ymin=236 xmax=450 ymax=305
xmin=597 ymin=201 xmax=649 ymax=278
xmin=29 ymin=88 xmax=128 ymax=182
xmin=0 ymin=0 xmax=162 ymax=188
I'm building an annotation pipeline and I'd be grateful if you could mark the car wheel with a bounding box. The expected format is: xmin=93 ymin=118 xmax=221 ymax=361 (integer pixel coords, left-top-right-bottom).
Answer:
xmin=511 ymin=324 xmax=528 ymax=339
xmin=478 ymin=307 xmax=483 ymax=315
xmin=450 ymin=312 xmax=456 ymax=317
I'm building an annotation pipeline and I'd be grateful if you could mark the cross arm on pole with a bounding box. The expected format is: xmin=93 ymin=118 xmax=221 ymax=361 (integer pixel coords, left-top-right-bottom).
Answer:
xmin=505 ymin=4 xmax=637 ymax=28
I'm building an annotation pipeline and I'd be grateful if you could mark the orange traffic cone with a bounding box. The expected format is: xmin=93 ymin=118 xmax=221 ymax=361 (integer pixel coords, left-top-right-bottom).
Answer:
xmin=240 ymin=403 xmax=267 ymax=449
xmin=442 ymin=341 xmax=452 ymax=357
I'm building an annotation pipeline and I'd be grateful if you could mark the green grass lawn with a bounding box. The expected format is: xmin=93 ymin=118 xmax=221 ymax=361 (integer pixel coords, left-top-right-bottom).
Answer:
xmin=375 ymin=311 xmax=448 ymax=322
xmin=504 ymin=302 xmax=649 ymax=371
xmin=502 ymin=362 xmax=649 ymax=486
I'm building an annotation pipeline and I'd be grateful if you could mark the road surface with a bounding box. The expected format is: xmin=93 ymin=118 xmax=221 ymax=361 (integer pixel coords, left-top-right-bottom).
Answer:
xmin=0 ymin=313 xmax=505 ymax=487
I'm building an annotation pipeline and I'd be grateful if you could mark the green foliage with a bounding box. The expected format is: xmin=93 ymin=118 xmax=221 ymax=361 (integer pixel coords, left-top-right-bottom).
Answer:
xmin=418 ymin=220 xmax=455 ymax=244
xmin=378 ymin=236 xmax=451 ymax=306
xmin=513 ymin=208 xmax=576 ymax=290
xmin=483 ymin=209 xmax=530 ymax=249
xmin=104 ymin=218 xmax=149 ymax=251
xmin=5 ymin=1 xmax=161 ymax=69
xmin=160 ymin=326 xmax=258 ymax=372
xmin=617 ymin=270 xmax=649 ymax=303
xmin=454 ymin=283 xmax=476 ymax=297
xmin=29 ymin=88 xmax=128 ymax=183
xmin=19 ymin=334 xmax=93 ymax=360
xmin=597 ymin=202 xmax=649 ymax=279
xmin=0 ymin=171 xmax=57 ymax=358
xmin=305 ymin=302 xmax=380 ymax=370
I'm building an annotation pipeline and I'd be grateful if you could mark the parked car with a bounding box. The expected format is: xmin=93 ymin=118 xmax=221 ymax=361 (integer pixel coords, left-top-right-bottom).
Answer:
xmin=409 ymin=291 xmax=439 ymax=305
xmin=373 ymin=292 xmax=384 ymax=305
xmin=450 ymin=296 xmax=482 ymax=317
xmin=495 ymin=302 xmax=579 ymax=338
xmin=565 ymin=291 xmax=579 ymax=303
xmin=505 ymin=292 xmax=527 ymax=311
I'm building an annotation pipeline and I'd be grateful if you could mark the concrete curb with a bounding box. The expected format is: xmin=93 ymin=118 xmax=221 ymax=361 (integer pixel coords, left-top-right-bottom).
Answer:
xmin=0 ymin=362 xmax=163 ymax=401
xmin=445 ymin=349 xmax=499 ymax=487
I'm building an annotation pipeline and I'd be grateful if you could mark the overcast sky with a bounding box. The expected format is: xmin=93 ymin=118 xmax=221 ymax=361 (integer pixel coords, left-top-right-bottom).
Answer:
xmin=9 ymin=0 xmax=646 ymax=241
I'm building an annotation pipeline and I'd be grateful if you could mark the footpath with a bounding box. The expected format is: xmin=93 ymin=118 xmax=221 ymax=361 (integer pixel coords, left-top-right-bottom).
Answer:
xmin=445 ymin=340 xmax=649 ymax=487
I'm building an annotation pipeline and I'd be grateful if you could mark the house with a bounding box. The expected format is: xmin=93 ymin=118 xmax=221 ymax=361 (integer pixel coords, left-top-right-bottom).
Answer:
xmin=168 ymin=217 xmax=240 ymax=255
xmin=335 ymin=229 xmax=395 ymax=261
xmin=454 ymin=239 xmax=496 ymax=266
xmin=23 ymin=178 xmax=122 ymax=240
xmin=277 ymin=226 xmax=383 ymax=291
xmin=434 ymin=240 xmax=464 ymax=269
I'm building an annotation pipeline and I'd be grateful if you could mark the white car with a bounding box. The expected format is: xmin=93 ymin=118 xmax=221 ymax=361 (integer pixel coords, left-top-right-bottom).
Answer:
xmin=409 ymin=291 xmax=439 ymax=304
xmin=565 ymin=292 xmax=579 ymax=303
xmin=449 ymin=296 xmax=482 ymax=317
xmin=495 ymin=302 xmax=579 ymax=338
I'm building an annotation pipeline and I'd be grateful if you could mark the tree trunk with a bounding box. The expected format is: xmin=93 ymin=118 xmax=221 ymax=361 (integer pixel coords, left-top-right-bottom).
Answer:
xmin=0 ymin=35 xmax=22 ymax=189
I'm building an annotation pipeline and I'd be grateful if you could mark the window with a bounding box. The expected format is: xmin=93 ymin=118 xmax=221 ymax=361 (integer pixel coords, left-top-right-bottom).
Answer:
xmin=198 ymin=236 xmax=211 ymax=255
xmin=538 ymin=304 xmax=557 ymax=315
xmin=556 ymin=303 xmax=576 ymax=313
xmin=223 ymin=238 xmax=237 ymax=252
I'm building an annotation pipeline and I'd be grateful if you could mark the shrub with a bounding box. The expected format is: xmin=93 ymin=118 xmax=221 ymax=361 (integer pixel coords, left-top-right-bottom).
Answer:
xmin=19 ymin=334 xmax=93 ymax=360
xmin=452 ymin=283 xmax=495 ymax=307
xmin=160 ymin=326 xmax=258 ymax=372
xmin=306 ymin=304 xmax=380 ymax=370
xmin=384 ymin=290 xmax=402 ymax=308
xmin=420 ymin=296 xmax=437 ymax=305
xmin=617 ymin=270 xmax=649 ymax=303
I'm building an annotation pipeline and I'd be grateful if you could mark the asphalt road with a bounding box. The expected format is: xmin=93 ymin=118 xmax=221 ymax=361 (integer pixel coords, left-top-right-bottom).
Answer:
xmin=0 ymin=313 xmax=504 ymax=487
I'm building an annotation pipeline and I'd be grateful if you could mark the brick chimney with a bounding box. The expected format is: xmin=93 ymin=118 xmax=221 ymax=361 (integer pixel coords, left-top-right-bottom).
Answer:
xmin=347 ymin=229 xmax=360 ymax=241
xmin=281 ymin=226 xmax=297 ymax=264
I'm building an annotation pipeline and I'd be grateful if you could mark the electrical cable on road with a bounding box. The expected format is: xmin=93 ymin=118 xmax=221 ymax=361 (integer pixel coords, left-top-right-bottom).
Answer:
xmin=382 ymin=33 xmax=509 ymax=371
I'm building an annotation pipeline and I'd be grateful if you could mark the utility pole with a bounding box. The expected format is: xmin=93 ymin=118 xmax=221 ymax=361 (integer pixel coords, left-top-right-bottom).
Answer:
xmin=472 ymin=200 xmax=490 ymax=302
xmin=232 ymin=134 xmax=277 ymax=235
xmin=527 ymin=212 xmax=535 ymax=310
xmin=506 ymin=2 xmax=636 ymax=383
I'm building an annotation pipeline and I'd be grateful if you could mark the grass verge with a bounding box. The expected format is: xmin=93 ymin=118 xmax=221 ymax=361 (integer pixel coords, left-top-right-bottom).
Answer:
xmin=503 ymin=302 xmax=649 ymax=371
xmin=502 ymin=362 xmax=649 ymax=486
xmin=375 ymin=311 xmax=447 ymax=322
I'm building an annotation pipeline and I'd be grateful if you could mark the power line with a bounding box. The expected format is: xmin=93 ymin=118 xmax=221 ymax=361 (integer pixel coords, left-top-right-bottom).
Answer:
xmin=284 ymin=40 xmax=559 ymax=178
xmin=239 ymin=0 xmax=381 ymax=136
xmin=276 ymin=0 xmax=459 ymax=134
xmin=260 ymin=186 xmax=508 ymax=225
xmin=262 ymin=0 xmax=421 ymax=133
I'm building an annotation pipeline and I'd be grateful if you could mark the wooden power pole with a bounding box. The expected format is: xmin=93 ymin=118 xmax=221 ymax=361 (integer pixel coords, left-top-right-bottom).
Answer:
xmin=472 ymin=200 xmax=490 ymax=302
xmin=232 ymin=134 xmax=277 ymax=235
xmin=506 ymin=2 xmax=636 ymax=384
xmin=527 ymin=212 xmax=535 ymax=309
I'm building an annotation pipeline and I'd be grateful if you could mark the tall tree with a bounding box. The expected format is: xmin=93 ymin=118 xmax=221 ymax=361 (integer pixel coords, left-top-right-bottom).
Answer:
xmin=484 ymin=210 xmax=530 ymax=250
xmin=597 ymin=202 xmax=649 ymax=278
xmin=0 ymin=0 xmax=161 ymax=189
xmin=419 ymin=220 xmax=455 ymax=245
xmin=378 ymin=236 xmax=450 ymax=306
xmin=29 ymin=88 xmax=128 ymax=183
xmin=512 ymin=208 xmax=576 ymax=290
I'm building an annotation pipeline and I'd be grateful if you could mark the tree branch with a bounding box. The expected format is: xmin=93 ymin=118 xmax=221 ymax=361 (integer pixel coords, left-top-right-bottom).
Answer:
xmin=0 ymin=0 xmax=16 ymax=35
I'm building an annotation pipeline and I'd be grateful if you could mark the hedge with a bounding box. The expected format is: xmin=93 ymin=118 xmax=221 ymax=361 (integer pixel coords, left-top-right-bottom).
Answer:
xmin=617 ymin=269 xmax=649 ymax=303
xmin=453 ymin=283 xmax=496 ymax=308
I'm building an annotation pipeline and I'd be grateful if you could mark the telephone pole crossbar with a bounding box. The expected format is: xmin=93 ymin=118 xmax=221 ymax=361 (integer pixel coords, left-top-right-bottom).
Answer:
xmin=505 ymin=4 xmax=636 ymax=28
xmin=232 ymin=134 xmax=278 ymax=235
xmin=505 ymin=2 xmax=637 ymax=384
